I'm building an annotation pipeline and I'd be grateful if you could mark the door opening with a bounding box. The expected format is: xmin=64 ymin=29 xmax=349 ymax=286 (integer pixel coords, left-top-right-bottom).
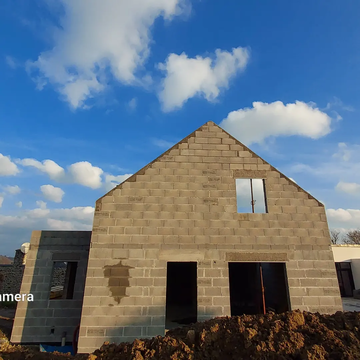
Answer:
xmin=165 ymin=262 xmax=197 ymax=330
xmin=228 ymin=262 xmax=290 ymax=316
xmin=335 ymin=262 xmax=355 ymax=297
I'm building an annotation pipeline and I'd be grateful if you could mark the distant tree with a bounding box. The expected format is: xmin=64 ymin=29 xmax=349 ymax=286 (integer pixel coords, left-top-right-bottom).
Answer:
xmin=344 ymin=229 xmax=360 ymax=245
xmin=330 ymin=230 xmax=342 ymax=245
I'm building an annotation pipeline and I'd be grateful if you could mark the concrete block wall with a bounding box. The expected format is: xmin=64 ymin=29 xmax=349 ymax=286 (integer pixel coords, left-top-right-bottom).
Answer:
xmin=11 ymin=231 xmax=91 ymax=344
xmin=77 ymin=121 xmax=342 ymax=353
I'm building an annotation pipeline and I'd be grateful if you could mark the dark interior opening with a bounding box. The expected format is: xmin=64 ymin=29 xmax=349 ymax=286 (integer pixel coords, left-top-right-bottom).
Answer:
xmin=49 ymin=261 xmax=78 ymax=300
xmin=262 ymin=262 xmax=290 ymax=313
xmin=335 ymin=262 xmax=355 ymax=297
xmin=63 ymin=261 xmax=78 ymax=299
xmin=229 ymin=262 xmax=262 ymax=315
xmin=166 ymin=262 xmax=197 ymax=330
xmin=228 ymin=262 xmax=290 ymax=316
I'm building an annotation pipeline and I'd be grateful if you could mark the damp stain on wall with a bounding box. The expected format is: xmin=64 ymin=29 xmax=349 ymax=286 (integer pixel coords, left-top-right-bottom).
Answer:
xmin=103 ymin=260 xmax=133 ymax=304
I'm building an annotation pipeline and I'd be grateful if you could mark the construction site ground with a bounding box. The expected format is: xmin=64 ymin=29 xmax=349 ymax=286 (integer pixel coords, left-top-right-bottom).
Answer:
xmin=2 ymin=304 xmax=360 ymax=359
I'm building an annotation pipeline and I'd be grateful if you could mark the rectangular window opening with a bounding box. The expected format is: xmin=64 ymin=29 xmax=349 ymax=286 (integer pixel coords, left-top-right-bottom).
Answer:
xmin=165 ymin=262 xmax=197 ymax=331
xmin=49 ymin=261 xmax=78 ymax=300
xmin=236 ymin=178 xmax=267 ymax=213
xmin=228 ymin=262 xmax=290 ymax=316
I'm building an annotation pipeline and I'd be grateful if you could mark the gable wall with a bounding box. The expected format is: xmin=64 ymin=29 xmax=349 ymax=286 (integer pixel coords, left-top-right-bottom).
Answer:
xmin=78 ymin=122 xmax=342 ymax=353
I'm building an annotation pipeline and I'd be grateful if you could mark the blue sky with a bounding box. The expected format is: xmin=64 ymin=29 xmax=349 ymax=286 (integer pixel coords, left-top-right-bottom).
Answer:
xmin=0 ymin=0 xmax=359 ymax=256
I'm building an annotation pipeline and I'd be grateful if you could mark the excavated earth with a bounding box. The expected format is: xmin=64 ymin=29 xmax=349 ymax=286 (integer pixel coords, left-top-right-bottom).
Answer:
xmin=2 ymin=310 xmax=360 ymax=359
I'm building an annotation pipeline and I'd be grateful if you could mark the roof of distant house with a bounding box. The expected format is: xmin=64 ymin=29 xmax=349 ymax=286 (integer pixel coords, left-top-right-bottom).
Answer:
xmin=0 ymin=255 xmax=13 ymax=265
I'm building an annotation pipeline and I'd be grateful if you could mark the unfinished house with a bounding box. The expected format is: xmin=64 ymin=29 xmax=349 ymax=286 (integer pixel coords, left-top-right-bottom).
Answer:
xmin=11 ymin=121 xmax=342 ymax=354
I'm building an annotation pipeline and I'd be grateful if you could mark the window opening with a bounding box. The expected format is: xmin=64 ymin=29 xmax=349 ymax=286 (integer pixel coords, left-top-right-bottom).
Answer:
xmin=236 ymin=179 xmax=267 ymax=213
xmin=49 ymin=261 xmax=78 ymax=300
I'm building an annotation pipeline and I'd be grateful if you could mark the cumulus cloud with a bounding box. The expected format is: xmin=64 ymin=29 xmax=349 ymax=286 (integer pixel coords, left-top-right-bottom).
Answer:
xmin=18 ymin=158 xmax=103 ymax=189
xmin=327 ymin=208 xmax=360 ymax=229
xmin=158 ymin=47 xmax=249 ymax=111
xmin=0 ymin=154 xmax=19 ymax=176
xmin=15 ymin=201 xmax=22 ymax=208
xmin=18 ymin=158 xmax=65 ymax=180
xmin=27 ymin=0 xmax=189 ymax=109
xmin=3 ymin=185 xmax=21 ymax=195
xmin=0 ymin=196 xmax=3 ymax=208
xmin=40 ymin=184 xmax=65 ymax=203
xmin=68 ymin=162 xmax=103 ymax=189
xmin=0 ymin=202 xmax=95 ymax=254
xmin=220 ymin=101 xmax=332 ymax=145
xmin=336 ymin=181 xmax=360 ymax=196
xmin=16 ymin=155 xmax=133 ymax=190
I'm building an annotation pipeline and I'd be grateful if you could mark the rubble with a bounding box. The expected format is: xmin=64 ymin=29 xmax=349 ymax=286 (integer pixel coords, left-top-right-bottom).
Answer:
xmin=2 ymin=311 xmax=360 ymax=359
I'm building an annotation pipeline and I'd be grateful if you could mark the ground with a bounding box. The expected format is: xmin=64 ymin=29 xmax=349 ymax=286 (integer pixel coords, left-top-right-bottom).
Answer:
xmin=342 ymin=298 xmax=360 ymax=312
xmin=2 ymin=302 xmax=360 ymax=359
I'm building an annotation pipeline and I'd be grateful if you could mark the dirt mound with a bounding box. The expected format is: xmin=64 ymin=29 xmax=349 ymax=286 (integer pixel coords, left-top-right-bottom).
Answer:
xmin=1 ymin=311 xmax=360 ymax=359
xmin=90 ymin=311 xmax=360 ymax=360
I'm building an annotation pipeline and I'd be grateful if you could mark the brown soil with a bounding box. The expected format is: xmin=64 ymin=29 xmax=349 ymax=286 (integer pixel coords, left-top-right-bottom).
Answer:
xmin=2 ymin=311 xmax=360 ymax=359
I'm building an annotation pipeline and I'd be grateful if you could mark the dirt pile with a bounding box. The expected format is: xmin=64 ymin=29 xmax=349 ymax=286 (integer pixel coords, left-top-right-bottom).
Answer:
xmin=1 ymin=311 xmax=360 ymax=359
xmin=90 ymin=311 xmax=360 ymax=360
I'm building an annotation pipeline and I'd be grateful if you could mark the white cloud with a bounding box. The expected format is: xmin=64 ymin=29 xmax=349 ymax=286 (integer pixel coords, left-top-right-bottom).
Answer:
xmin=40 ymin=184 xmax=65 ymax=203
xmin=0 ymin=154 xmax=20 ymax=176
xmin=0 ymin=203 xmax=94 ymax=228
xmin=47 ymin=218 xmax=77 ymax=230
xmin=68 ymin=162 xmax=103 ymax=189
xmin=336 ymin=181 xmax=360 ymax=196
xmin=18 ymin=158 xmax=65 ymax=180
xmin=289 ymin=143 xmax=360 ymax=183
xmin=327 ymin=208 xmax=360 ymax=229
xmin=4 ymin=185 xmax=21 ymax=195
xmin=0 ymin=196 xmax=3 ymax=208
xmin=0 ymin=203 xmax=95 ymax=253
xmin=324 ymin=97 xmax=354 ymax=112
xmin=332 ymin=142 xmax=353 ymax=162
xmin=158 ymin=47 xmax=249 ymax=111
xmin=5 ymin=56 xmax=19 ymax=69
xmin=220 ymin=101 xmax=332 ymax=145
xmin=18 ymin=158 xmax=103 ymax=189
xmin=27 ymin=0 xmax=189 ymax=109
xmin=104 ymin=174 xmax=133 ymax=192
xmin=15 ymin=201 xmax=22 ymax=208
xmin=128 ymin=97 xmax=137 ymax=111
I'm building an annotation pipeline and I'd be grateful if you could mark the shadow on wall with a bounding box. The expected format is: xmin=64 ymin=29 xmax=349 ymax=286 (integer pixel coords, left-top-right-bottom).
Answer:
xmin=97 ymin=306 xmax=225 ymax=347
xmin=12 ymin=231 xmax=91 ymax=345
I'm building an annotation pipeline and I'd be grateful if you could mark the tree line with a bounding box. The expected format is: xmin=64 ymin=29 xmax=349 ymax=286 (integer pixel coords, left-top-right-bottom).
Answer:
xmin=330 ymin=229 xmax=360 ymax=245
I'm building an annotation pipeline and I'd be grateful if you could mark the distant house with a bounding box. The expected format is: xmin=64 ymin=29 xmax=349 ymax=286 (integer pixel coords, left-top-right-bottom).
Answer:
xmin=0 ymin=255 xmax=13 ymax=265
xmin=332 ymin=245 xmax=360 ymax=297
xmin=12 ymin=121 xmax=342 ymax=354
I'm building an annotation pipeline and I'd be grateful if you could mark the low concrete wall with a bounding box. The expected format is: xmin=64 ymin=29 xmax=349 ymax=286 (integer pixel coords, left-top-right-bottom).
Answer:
xmin=11 ymin=231 xmax=91 ymax=344
xmin=0 ymin=250 xmax=26 ymax=295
